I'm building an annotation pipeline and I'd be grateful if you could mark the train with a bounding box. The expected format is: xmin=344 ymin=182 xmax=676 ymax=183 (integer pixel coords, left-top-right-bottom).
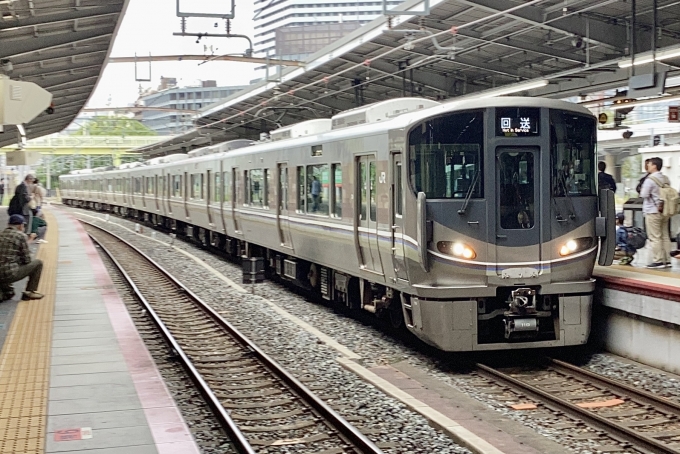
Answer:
xmin=60 ymin=96 xmax=616 ymax=352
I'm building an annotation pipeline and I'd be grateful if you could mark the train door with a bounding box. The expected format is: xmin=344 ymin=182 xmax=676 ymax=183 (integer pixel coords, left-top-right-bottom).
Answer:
xmin=154 ymin=175 xmax=160 ymax=212
xmin=206 ymin=169 xmax=213 ymax=226
xmin=231 ymin=167 xmax=242 ymax=234
xmin=165 ymin=172 xmax=173 ymax=215
xmin=219 ymin=165 xmax=229 ymax=234
xmin=390 ymin=153 xmax=408 ymax=281
xmin=355 ymin=155 xmax=384 ymax=274
xmin=495 ymin=147 xmax=541 ymax=268
xmin=277 ymin=163 xmax=292 ymax=248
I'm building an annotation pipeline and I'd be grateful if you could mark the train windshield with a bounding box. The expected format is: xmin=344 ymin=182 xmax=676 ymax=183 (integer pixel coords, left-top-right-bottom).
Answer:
xmin=550 ymin=110 xmax=596 ymax=197
xmin=408 ymin=110 xmax=484 ymax=199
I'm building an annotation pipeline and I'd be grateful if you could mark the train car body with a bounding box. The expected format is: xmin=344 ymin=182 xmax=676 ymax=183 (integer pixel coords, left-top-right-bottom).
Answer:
xmin=61 ymin=97 xmax=615 ymax=352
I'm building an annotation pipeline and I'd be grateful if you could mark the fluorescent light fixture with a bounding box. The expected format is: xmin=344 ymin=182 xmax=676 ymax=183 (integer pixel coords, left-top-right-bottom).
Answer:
xmin=618 ymin=46 xmax=680 ymax=68
xmin=478 ymin=79 xmax=549 ymax=99
xmin=609 ymin=94 xmax=680 ymax=110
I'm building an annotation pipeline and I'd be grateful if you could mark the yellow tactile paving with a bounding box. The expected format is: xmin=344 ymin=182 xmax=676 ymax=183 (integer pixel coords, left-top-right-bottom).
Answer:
xmin=0 ymin=210 xmax=58 ymax=454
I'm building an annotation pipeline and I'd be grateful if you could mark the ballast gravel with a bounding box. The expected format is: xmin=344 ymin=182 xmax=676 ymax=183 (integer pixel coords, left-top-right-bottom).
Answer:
xmin=70 ymin=208 xmax=680 ymax=454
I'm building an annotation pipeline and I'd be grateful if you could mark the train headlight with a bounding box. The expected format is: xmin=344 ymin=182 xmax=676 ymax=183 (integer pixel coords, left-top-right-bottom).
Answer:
xmin=559 ymin=237 xmax=594 ymax=256
xmin=437 ymin=241 xmax=477 ymax=260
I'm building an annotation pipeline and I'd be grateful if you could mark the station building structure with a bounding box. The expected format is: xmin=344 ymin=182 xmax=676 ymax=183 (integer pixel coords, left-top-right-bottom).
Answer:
xmin=138 ymin=78 xmax=247 ymax=135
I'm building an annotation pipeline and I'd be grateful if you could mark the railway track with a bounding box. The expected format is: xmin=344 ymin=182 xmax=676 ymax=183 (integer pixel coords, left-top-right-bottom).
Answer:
xmin=477 ymin=359 xmax=680 ymax=454
xmin=81 ymin=220 xmax=383 ymax=454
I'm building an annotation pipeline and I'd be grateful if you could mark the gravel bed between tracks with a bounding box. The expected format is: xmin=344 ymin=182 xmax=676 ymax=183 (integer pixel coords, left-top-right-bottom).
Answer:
xmin=97 ymin=242 xmax=235 ymax=454
xmin=71 ymin=209 xmax=680 ymax=454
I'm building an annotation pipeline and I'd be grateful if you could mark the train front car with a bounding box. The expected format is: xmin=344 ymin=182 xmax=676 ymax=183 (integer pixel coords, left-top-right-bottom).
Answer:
xmin=399 ymin=98 xmax=613 ymax=351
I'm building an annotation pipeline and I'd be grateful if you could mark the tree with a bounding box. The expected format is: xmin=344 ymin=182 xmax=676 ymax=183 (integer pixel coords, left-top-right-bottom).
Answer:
xmin=73 ymin=116 xmax=156 ymax=136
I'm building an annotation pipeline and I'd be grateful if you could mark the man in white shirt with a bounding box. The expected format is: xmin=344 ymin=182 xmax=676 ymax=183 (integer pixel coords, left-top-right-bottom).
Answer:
xmin=640 ymin=157 xmax=671 ymax=268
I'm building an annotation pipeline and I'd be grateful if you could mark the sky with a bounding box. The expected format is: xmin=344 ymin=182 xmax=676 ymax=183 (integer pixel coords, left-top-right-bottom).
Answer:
xmin=87 ymin=0 xmax=257 ymax=108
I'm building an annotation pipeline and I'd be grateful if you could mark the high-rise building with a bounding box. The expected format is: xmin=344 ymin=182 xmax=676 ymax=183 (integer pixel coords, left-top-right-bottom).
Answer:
xmin=138 ymin=80 xmax=247 ymax=135
xmin=253 ymin=0 xmax=401 ymax=61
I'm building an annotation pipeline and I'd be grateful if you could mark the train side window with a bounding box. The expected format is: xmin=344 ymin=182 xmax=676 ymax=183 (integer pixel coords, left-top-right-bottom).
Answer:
xmin=250 ymin=169 xmax=264 ymax=208
xmin=359 ymin=161 xmax=367 ymax=221
xmin=369 ymin=161 xmax=377 ymax=222
xmin=395 ymin=162 xmax=403 ymax=216
xmin=279 ymin=166 xmax=288 ymax=211
xmin=332 ymin=164 xmax=342 ymax=218
xmin=297 ymin=166 xmax=306 ymax=212
xmin=173 ymin=175 xmax=182 ymax=197
xmin=223 ymin=171 xmax=231 ymax=203
xmin=191 ymin=173 xmax=203 ymax=199
xmin=146 ymin=176 xmax=154 ymax=195
xmin=214 ymin=172 xmax=221 ymax=203
xmin=264 ymin=169 xmax=271 ymax=208
xmin=306 ymin=164 xmax=329 ymax=215
xmin=243 ymin=171 xmax=250 ymax=205
xmin=134 ymin=177 xmax=142 ymax=194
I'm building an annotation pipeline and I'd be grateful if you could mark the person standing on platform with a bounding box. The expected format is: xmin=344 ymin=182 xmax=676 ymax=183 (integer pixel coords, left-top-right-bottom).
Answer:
xmin=598 ymin=161 xmax=617 ymax=192
xmin=12 ymin=174 xmax=36 ymax=231
xmin=0 ymin=178 xmax=5 ymax=206
xmin=636 ymin=159 xmax=651 ymax=195
xmin=640 ymin=157 xmax=671 ymax=269
xmin=0 ymin=214 xmax=43 ymax=301
xmin=32 ymin=178 xmax=46 ymax=210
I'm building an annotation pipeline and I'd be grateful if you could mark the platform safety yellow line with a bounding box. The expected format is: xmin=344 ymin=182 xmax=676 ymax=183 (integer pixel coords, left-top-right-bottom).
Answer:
xmin=0 ymin=210 xmax=58 ymax=454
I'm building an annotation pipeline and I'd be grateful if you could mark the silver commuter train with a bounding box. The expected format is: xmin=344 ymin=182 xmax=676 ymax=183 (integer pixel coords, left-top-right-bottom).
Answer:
xmin=61 ymin=96 xmax=616 ymax=352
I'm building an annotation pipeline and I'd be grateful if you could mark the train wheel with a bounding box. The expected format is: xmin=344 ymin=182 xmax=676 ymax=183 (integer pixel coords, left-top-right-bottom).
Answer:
xmin=388 ymin=301 xmax=404 ymax=329
xmin=307 ymin=263 xmax=319 ymax=290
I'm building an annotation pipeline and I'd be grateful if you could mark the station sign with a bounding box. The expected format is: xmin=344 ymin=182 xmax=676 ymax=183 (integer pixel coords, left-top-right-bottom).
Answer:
xmin=670 ymin=106 xmax=679 ymax=123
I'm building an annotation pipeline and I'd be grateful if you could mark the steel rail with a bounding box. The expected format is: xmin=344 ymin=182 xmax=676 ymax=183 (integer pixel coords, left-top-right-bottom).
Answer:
xmin=476 ymin=363 xmax=680 ymax=454
xmin=85 ymin=225 xmax=255 ymax=454
xmin=551 ymin=358 xmax=680 ymax=416
xmin=82 ymin=220 xmax=383 ymax=454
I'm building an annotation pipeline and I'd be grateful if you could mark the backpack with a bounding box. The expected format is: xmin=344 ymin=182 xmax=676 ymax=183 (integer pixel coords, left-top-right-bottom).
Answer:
xmin=649 ymin=176 xmax=680 ymax=217
xmin=624 ymin=226 xmax=647 ymax=250
xmin=7 ymin=194 xmax=22 ymax=216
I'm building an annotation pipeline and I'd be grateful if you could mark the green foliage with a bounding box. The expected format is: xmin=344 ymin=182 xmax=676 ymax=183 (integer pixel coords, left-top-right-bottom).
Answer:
xmin=73 ymin=116 xmax=156 ymax=136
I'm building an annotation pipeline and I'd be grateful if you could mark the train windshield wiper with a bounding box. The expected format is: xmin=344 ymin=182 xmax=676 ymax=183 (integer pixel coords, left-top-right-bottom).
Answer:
xmin=458 ymin=168 xmax=479 ymax=215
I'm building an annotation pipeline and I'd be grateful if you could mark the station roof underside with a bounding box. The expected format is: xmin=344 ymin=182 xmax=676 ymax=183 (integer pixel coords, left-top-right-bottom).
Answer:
xmin=0 ymin=0 xmax=129 ymax=149
xmin=137 ymin=0 xmax=680 ymax=158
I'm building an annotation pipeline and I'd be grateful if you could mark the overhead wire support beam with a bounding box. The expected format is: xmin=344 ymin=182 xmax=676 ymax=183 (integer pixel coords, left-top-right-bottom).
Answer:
xmin=107 ymin=54 xmax=302 ymax=67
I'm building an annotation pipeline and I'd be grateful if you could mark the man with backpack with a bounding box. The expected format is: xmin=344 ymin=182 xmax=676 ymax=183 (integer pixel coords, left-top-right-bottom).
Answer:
xmin=640 ymin=157 xmax=675 ymax=268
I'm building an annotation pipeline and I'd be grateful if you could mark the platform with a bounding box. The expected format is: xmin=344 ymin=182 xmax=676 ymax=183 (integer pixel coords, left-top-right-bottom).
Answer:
xmin=0 ymin=207 xmax=200 ymax=454
xmin=594 ymin=243 xmax=680 ymax=376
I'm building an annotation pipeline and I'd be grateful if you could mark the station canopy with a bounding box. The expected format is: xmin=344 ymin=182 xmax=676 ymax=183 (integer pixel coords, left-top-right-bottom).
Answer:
xmin=0 ymin=0 xmax=129 ymax=149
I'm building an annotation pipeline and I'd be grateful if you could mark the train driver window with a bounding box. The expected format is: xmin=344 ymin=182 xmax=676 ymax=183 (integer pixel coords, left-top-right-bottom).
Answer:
xmin=550 ymin=110 xmax=596 ymax=197
xmin=408 ymin=110 xmax=484 ymax=199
